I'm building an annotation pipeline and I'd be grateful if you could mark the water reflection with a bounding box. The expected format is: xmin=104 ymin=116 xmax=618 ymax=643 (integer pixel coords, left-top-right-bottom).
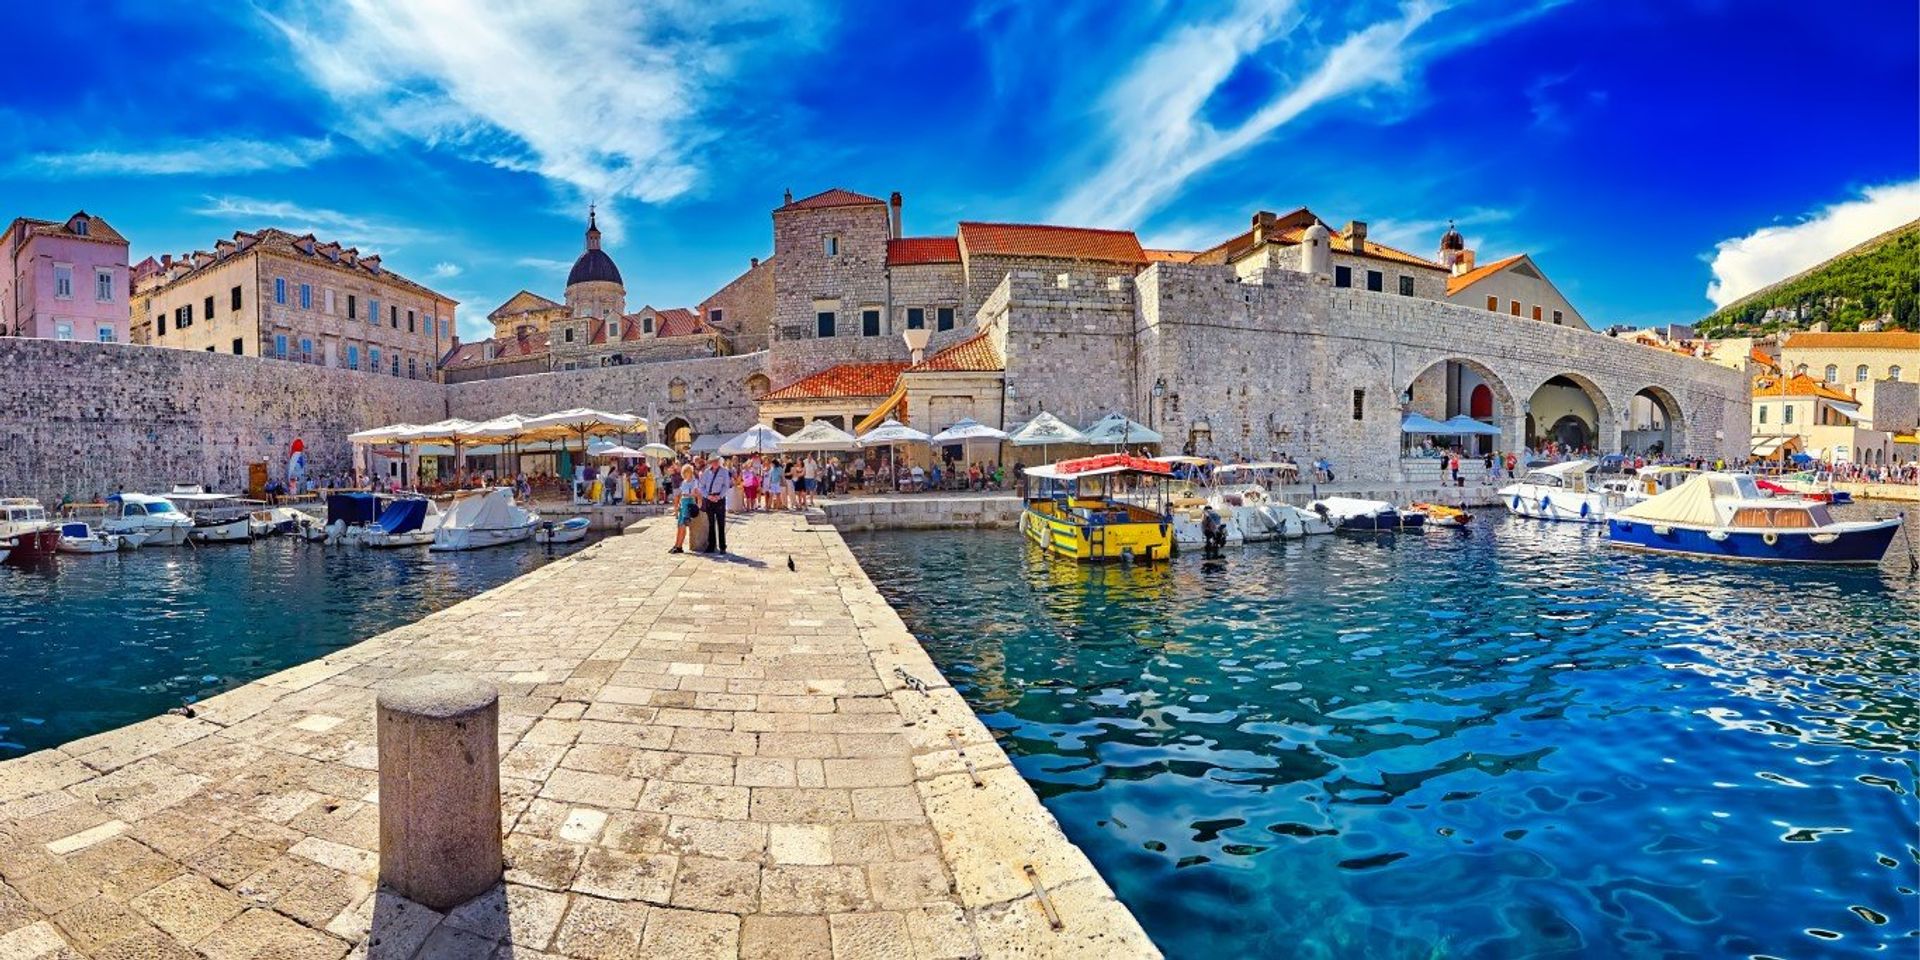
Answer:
xmin=849 ymin=507 xmax=1920 ymax=959
xmin=0 ymin=537 xmax=578 ymax=755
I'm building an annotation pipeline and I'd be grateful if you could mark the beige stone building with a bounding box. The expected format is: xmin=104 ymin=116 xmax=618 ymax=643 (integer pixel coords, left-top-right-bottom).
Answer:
xmin=1440 ymin=232 xmax=1590 ymax=330
xmin=130 ymin=229 xmax=454 ymax=380
xmin=1778 ymin=330 xmax=1915 ymax=386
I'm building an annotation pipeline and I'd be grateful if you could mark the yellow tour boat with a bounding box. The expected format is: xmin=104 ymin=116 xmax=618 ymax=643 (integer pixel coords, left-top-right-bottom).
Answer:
xmin=1020 ymin=454 xmax=1175 ymax=562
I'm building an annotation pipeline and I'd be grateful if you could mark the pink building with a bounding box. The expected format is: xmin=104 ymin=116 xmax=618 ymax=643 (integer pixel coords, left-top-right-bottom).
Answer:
xmin=1 ymin=211 xmax=131 ymax=342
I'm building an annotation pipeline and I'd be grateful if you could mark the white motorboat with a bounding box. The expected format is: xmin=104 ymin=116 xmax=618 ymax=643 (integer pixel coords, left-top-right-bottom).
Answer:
xmin=361 ymin=497 xmax=447 ymax=549
xmin=534 ymin=517 xmax=590 ymax=545
xmin=56 ymin=521 xmax=125 ymax=554
xmin=1308 ymin=497 xmax=1426 ymax=532
xmin=1170 ymin=501 xmax=1246 ymax=549
xmin=1266 ymin=502 xmax=1336 ymax=537
xmin=430 ymin=488 xmax=540 ymax=552
xmin=248 ymin=506 xmax=309 ymax=538
xmin=164 ymin=486 xmax=255 ymax=543
xmin=104 ymin=493 xmax=194 ymax=546
xmin=1498 ymin=460 xmax=1621 ymax=524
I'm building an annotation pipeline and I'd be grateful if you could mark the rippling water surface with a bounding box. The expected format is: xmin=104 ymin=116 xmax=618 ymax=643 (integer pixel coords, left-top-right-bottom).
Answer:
xmin=848 ymin=506 xmax=1919 ymax=959
xmin=0 ymin=538 xmax=577 ymax=756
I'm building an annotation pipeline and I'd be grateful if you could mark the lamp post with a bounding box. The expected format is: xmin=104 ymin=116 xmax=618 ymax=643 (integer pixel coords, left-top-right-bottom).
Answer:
xmin=1150 ymin=377 xmax=1166 ymax=431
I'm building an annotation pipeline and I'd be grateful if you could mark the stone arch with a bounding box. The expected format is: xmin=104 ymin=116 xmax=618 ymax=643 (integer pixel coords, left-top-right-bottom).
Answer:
xmin=745 ymin=373 xmax=771 ymax=399
xmin=661 ymin=417 xmax=693 ymax=449
xmin=1524 ymin=372 xmax=1616 ymax=453
xmin=1624 ymin=384 xmax=1687 ymax=456
xmin=1400 ymin=355 xmax=1517 ymax=455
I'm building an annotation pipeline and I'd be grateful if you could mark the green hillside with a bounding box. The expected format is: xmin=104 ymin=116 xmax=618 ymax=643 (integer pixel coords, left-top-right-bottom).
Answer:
xmin=1698 ymin=219 xmax=1918 ymax=337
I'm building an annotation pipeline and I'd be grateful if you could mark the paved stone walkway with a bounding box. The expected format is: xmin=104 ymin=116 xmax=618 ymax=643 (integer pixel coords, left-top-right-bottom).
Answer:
xmin=0 ymin=514 xmax=1156 ymax=959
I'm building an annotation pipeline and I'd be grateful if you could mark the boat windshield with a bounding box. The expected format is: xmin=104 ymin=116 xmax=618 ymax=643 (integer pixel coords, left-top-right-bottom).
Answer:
xmin=143 ymin=501 xmax=177 ymax=515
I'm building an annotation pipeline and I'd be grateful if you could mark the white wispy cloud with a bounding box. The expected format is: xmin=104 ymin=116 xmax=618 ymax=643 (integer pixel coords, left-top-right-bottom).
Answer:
xmin=1368 ymin=207 xmax=1515 ymax=253
xmin=193 ymin=195 xmax=426 ymax=250
xmin=515 ymin=257 xmax=573 ymax=272
xmin=429 ymin=262 xmax=463 ymax=279
xmin=1052 ymin=0 xmax=1447 ymax=228
xmin=1705 ymin=179 xmax=1920 ymax=308
xmin=15 ymin=137 xmax=332 ymax=178
xmin=260 ymin=0 xmax=822 ymax=238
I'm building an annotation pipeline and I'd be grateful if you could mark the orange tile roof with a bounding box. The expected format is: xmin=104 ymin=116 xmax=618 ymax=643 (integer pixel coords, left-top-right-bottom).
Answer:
xmin=1143 ymin=249 xmax=1201 ymax=263
xmin=779 ymin=188 xmax=884 ymax=211
xmin=887 ymin=236 xmax=961 ymax=266
xmin=1783 ymin=330 xmax=1920 ymax=350
xmin=1444 ymin=254 xmax=1526 ymax=294
xmin=441 ymin=331 xmax=550 ymax=369
xmin=653 ymin=307 xmax=702 ymax=338
xmin=908 ymin=331 xmax=1002 ymax=372
xmin=1752 ymin=372 xmax=1858 ymax=403
xmin=760 ymin=361 xmax=911 ymax=402
xmin=1748 ymin=347 xmax=1780 ymax=372
xmin=1334 ymin=232 xmax=1444 ymax=270
xmin=958 ymin=222 xmax=1146 ymax=264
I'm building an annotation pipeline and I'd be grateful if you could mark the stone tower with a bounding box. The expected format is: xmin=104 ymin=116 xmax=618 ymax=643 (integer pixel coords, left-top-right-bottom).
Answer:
xmin=1301 ymin=220 xmax=1332 ymax=278
xmin=565 ymin=206 xmax=626 ymax=321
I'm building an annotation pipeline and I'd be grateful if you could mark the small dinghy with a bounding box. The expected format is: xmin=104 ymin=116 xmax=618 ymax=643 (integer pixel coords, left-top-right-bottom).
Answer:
xmin=57 ymin=521 xmax=125 ymax=554
xmin=1409 ymin=502 xmax=1472 ymax=528
xmin=535 ymin=517 xmax=590 ymax=545
xmin=1309 ymin=497 xmax=1426 ymax=532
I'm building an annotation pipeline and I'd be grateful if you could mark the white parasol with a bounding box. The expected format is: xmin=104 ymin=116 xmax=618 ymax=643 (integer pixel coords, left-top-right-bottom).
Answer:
xmin=781 ymin=420 xmax=859 ymax=452
xmin=857 ymin=419 xmax=931 ymax=491
xmin=718 ymin=424 xmax=785 ymax=456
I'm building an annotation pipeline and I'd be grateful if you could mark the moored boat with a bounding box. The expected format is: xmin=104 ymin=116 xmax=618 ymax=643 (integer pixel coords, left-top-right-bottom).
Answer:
xmin=248 ymin=506 xmax=309 ymax=538
xmin=1309 ymin=497 xmax=1426 ymax=532
xmin=57 ymin=522 xmax=125 ymax=554
xmin=164 ymin=487 xmax=255 ymax=543
xmin=1606 ymin=472 xmax=1901 ymax=565
xmin=361 ymin=497 xmax=446 ymax=549
xmin=1499 ymin=459 xmax=1616 ymax=524
xmin=104 ymin=493 xmax=194 ymax=546
xmin=430 ymin=488 xmax=540 ymax=552
xmin=535 ymin=517 xmax=591 ymax=545
xmin=1409 ymin=502 xmax=1472 ymax=528
xmin=1022 ymin=454 xmax=1175 ymax=562
xmin=0 ymin=498 xmax=59 ymax=561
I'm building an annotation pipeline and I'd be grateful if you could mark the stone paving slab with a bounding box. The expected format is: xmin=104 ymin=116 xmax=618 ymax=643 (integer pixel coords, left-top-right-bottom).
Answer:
xmin=0 ymin=514 xmax=1158 ymax=959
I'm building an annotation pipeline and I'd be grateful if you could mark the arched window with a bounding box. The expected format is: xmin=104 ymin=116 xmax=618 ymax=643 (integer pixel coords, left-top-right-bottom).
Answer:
xmin=746 ymin=373 xmax=771 ymax=398
xmin=1794 ymin=363 xmax=1808 ymax=376
xmin=1823 ymin=364 xmax=1837 ymax=383
xmin=1855 ymin=364 xmax=1869 ymax=382
xmin=1890 ymin=365 xmax=1903 ymax=381
xmin=668 ymin=377 xmax=687 ymax=403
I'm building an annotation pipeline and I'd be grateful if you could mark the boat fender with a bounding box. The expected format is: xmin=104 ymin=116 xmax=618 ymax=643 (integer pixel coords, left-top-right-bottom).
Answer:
xmin=1810 ymin=533 xmax=1838 ymax=545
xmin=1579 ymin=502 xmax=1590 ymax=518
xmin=1511 ymin=495 xmax=1522 ymax=510
xmin=1540 ymin=496 xmax=1552 ymax=512
xmin=1762 ymin=531 xmax=1778 ymax=546
xmin=1707 ymin=530 xmax=1728 ymax=542
xmin=1652 ymin=525 xmax=1672 ymax=536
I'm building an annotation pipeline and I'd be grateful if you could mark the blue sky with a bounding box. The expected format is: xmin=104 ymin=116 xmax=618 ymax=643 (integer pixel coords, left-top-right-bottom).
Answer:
xmin=2 ymin=0 xmax=1914 ymax=341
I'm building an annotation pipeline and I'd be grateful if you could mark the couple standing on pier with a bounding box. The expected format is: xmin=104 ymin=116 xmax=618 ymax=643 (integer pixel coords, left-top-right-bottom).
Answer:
xmin=670 ymin=457 xmax=734 ymax=555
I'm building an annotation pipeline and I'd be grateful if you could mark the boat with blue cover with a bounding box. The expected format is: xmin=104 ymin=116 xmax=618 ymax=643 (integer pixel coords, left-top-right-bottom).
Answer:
xmin=1607 ymin=472 xmax=1901 ymax=565
xmin=360 ymin=497 xmax=446 ymax=549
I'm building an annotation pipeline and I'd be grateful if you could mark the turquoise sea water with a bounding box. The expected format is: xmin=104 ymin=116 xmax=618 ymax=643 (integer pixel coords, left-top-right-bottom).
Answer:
xmin=0 ymin=538 xmax=578 ymax=756
xmin=847 ymin=508 xmax=1920 ymax=959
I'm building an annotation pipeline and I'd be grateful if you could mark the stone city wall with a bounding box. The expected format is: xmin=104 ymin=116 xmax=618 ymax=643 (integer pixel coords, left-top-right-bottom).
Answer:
xmin=992 ymin=270 xmax=1140 ymax=427
xmin=1131 ymin=264 xmax=1750 ymax=478
xmin=0 ymin=338 xmax=445 ymax=503
xmin=446 ymin=351 xmax=770 ymax=440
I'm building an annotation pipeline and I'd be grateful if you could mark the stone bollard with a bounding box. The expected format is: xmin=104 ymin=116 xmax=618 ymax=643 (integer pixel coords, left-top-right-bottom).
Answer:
xmin=376 ymin=675 xmax=502 ymax=911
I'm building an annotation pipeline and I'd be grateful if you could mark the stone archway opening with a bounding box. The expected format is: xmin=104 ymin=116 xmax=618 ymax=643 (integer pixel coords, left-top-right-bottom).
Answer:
xmin=1403 ymin=357 xmax=1514 ymax=457
xmin=1526 ymin=374 xmax=1613 ymax=455
xmin=662 ymin=417 xmax=693 ymax=450
xmin=1625 ymin=385 xmax=1685 ymax=456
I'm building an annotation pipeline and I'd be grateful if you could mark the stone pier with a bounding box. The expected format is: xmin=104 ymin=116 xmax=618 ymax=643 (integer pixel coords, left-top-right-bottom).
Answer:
xmin=0 ymin=514 xmax=1154 ymax=959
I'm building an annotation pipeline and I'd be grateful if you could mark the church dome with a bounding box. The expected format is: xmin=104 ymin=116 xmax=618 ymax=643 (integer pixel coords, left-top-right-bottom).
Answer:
xmin=567 ymin=248 xmax=623 ymax=287
xmin=1439 ymin=221 xmax=1465 ymax=252
xmin=565 ymin=207 xmax=623 ymax=287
